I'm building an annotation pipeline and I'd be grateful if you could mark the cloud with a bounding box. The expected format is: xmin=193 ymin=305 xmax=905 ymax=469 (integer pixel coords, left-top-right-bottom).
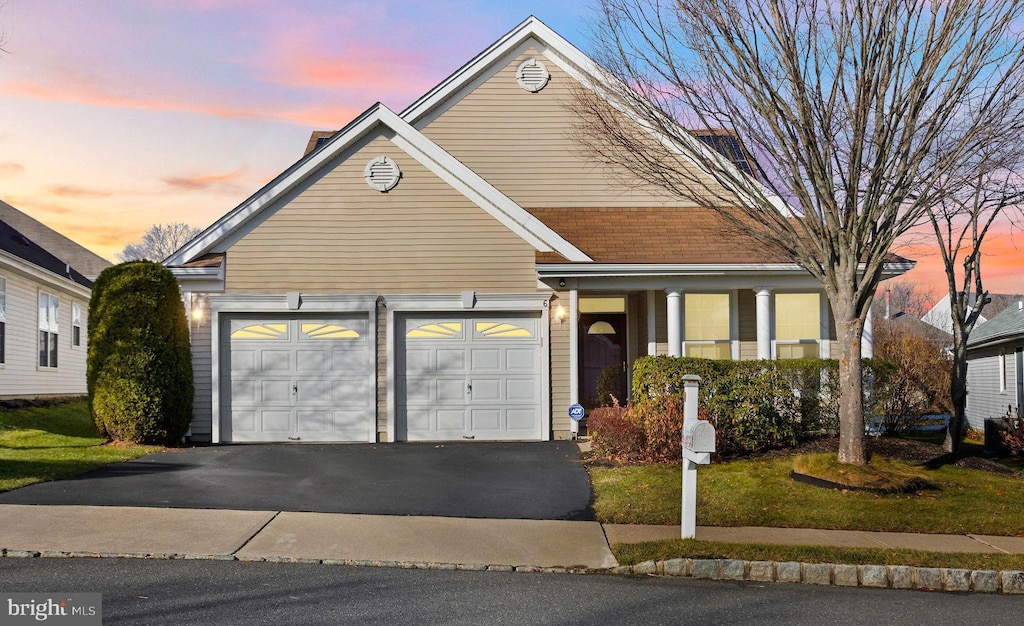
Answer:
xmin=48 ymin=185 xmax=112 ymax=199
xmin=163 ymin=168 xmax=247 ymax=191
xmin=0 ymin=163 xmax=24 ymax=177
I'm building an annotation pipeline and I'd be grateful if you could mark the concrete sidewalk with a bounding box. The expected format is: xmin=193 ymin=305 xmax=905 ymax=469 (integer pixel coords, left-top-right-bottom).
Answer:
xmin=0 ymin=505 xmax=617 ymax=569
xmin=2 ymin=504 xmax=1023 ymax=572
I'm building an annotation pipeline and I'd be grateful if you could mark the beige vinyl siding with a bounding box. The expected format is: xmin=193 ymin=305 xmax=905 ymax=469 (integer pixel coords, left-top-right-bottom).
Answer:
xmin=0 ymin=269 xmax=88 ymax=398
xmin=550 ymin=292 xmax=572 ymax=438
xmin=188 ymin=295 xmax=213 ymax=441
xmin=420 ymin=47 xmax=724 ymax=209
xmin=225 ymin=133 xmax=538 ymax=294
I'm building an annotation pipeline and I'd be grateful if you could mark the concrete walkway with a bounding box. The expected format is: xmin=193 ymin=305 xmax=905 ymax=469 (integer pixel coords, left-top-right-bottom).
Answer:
xmin=2 ymin=504 xmax=1023 ymax=572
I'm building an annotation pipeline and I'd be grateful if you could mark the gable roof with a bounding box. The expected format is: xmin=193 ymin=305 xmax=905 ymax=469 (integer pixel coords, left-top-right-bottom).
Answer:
xmin=967 ymin=300 xmax=1024 ymax=348
xmin=165 ymin=102 xmax=590 ymax=267
xmin=0 ymin=219 xmax=92 ymax=288
xmin=0 ymin=199 xmax=111 ymax=280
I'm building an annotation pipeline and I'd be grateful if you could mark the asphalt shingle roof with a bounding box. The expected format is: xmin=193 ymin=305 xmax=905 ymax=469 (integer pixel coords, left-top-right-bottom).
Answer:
xmin=0 ymin=220 xmax=92 ymax=288
xmin=967 ymin=300 xmax=1024 ymax=347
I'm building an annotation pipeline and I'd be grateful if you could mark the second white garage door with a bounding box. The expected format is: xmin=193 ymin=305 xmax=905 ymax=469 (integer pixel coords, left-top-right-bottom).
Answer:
xmin=396 ymin=314 xmax=543 ymax=441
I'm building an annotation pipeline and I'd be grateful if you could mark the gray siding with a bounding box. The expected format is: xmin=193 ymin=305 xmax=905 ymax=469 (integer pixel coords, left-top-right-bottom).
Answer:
xmin=966 ymin=343 xmax=1022 ymax=431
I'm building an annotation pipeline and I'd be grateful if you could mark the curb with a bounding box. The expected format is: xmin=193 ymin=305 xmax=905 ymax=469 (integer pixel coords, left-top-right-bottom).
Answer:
xmin=3 ymin=549 xmax=1023 ymax=594
xmin=613 ymin=558 xmax=1024 ymax=594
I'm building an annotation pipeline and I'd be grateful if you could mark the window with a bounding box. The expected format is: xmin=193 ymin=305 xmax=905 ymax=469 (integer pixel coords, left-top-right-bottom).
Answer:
xmin=39 ymin=292 xmax=59 ymax=368
xmin=1000 ymin=349 xmax=1007 ymax=393
xmin=775 ymin=293 xmax=821 ymax=359
xmin=0 ymin=277 xmax=6 ymax=364
xmin=684 ymin=293 xmax=731 ymax=359
xmin=72 ymin=302 xmax=82 ymax=347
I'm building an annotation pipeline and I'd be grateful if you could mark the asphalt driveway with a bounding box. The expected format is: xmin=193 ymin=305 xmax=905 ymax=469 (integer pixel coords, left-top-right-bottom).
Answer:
xmin=0 ymin=442 xmax=595 ymax=521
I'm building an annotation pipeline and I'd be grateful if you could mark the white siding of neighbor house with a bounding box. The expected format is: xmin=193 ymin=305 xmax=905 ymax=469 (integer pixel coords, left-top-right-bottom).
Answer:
xmin=0 ymin=268 xmax=89 ymax=398
xmin=187 ymin=295 xmax=213 ymax=441
xmin=966 ymin=343 xmax=1021 ymax=431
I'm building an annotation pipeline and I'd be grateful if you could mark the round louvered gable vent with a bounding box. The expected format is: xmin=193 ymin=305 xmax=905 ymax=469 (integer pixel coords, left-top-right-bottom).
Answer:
xmin=364 ymin=156 xmax=401 ymax=192
xmin=516 ymin=58 xmax=550 ymax=92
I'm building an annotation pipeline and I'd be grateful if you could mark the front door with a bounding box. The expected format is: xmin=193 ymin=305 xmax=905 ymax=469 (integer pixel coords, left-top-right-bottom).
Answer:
xmin=579 ymin=313 xmax=627 ymax=409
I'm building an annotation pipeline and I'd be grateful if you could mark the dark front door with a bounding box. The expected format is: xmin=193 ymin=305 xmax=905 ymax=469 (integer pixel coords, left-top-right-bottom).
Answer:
xmin=579 ymin=313 xmax=627 ymax=408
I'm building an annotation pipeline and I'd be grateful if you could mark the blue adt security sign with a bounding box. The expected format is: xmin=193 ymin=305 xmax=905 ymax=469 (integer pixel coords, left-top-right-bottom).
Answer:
xmin=568 ymin=404 xmax=585 ymax=421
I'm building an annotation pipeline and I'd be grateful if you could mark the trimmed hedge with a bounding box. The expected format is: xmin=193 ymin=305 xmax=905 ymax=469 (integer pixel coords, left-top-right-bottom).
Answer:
xmin=87 ymin=261 xmax=193 ymax=445
xmin=588 ymin=356 xmax=897 ymax=462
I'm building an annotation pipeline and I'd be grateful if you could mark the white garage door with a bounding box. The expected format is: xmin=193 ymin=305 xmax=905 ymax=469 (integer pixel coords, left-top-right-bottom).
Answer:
xmin=223 ymin=316 xmax=373 ymax=442
xmin=397 ymin=314 xmax=543 ymax=441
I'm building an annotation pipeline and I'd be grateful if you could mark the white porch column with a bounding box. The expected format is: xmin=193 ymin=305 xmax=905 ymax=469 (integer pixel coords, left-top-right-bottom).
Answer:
xmin=861 ymin=311 xmax=873 ymax=359
xmin=569 ymin=288 xmax=579 ymax=405
xmin=754 ymin=287 xmax=772 ymax=360
xmin=666 ymin=289 xmax=682 ymax=357
xmin=646 ymin=290 xmax=657 ymax=356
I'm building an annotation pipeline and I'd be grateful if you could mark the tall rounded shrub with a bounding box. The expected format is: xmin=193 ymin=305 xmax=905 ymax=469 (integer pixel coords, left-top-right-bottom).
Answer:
xmin=88 ymin=261 xmax=193 ymax=444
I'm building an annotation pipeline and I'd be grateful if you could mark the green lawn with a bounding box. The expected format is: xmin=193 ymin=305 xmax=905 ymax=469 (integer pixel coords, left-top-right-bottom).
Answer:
xmin=590 ymin=455 xmax=1024 ymax=536
xmin=0 ymin=400 xmax=160 ymax=492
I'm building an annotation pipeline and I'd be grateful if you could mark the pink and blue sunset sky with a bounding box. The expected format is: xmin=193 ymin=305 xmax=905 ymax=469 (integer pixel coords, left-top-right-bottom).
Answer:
xmin=0 ymin=1 xmax=1020 ymax=299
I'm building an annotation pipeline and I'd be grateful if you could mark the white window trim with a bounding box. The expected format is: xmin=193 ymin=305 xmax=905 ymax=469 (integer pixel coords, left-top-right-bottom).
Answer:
xmin=72 ymin=302 xmax=82 ymax=348
xmin=1000 ymin=349 xmax=1007 ymax=393
xmin=38 ymin=291 xmax=59 ymax=369
xmin=771 ymin=291 xmax=826 ymax=359
xmin=681 ymin=291 xmax=737 ymax=360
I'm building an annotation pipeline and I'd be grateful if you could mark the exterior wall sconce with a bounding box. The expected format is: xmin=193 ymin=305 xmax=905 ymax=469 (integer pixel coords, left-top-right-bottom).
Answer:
xmin=555 ymin=305 xmax=567 ymax=325
xmin=190 ymin=294 xmax=209 ymax=329
xmin=558 ymin=278 xmax=566 ymax=288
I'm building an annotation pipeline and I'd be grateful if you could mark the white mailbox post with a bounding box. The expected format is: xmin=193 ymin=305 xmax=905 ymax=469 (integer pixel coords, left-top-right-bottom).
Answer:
xmin=680 ymin=374 xmax=714 ymax=539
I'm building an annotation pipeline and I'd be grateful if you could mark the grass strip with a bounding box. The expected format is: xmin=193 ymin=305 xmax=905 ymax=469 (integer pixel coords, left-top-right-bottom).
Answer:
xmin=612 ymin=538 xmax=1024 ymax=571
xmin=0 ymin=400 xmax=160 ymax=492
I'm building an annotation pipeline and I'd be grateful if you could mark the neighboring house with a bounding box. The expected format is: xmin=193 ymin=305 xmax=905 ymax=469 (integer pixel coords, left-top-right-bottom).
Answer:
xmin=165 ymin=17 xmax=912 ymax=444
xmin=965 ymin=300 xmax=1024 ymax=430
xmin=0 ymin=199 xmax=111 ymax=281
xmin=921 ymin=293 xmax=1022 ymax=335
xmin=0 ymin=201 xmax=110 ymax=398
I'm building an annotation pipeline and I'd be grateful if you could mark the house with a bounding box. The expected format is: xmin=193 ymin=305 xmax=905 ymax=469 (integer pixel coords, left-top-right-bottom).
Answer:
xmin=965 ymin=300 xmax=1024 ymax=430
xmin=0 ymin=200 xmax=111 ymax=398
xmin=921 ymin=293 xmax=1022 ymax=336
xmin=165 ymin=17 xmax=912 ymax=444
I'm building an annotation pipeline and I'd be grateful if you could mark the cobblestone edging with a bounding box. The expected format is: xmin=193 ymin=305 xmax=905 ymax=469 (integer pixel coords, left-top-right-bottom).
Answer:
xmin=3 ymin=548 xmax=1023 ymax=594
xmin=614 ymin=558 xmax=1024 ymax=594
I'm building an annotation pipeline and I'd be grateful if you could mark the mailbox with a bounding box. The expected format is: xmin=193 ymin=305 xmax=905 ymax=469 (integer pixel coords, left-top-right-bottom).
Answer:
xmin=682 ymin=420 xmax=716 ymax=454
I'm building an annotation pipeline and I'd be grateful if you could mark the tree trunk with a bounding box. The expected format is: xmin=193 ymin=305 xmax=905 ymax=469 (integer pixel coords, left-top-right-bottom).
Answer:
xmin=943 ymin=326 xmax=969 ymax=456
xmin=836 ymin=312 xmax=868 ymax=465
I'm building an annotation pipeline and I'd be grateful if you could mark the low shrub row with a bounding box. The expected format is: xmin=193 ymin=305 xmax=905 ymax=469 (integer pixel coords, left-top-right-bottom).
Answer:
xmin=589 ymin=356 xmax=901 ymax=462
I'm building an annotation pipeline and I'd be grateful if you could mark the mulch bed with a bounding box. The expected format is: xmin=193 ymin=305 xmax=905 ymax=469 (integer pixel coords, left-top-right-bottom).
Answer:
xmin=746 ymin=436 xmax=1021 ymax=476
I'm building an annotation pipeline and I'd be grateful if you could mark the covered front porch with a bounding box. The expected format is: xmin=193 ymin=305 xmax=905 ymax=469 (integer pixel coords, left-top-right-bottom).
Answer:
xmin=541 ymin=266 xmax=878 ymax=435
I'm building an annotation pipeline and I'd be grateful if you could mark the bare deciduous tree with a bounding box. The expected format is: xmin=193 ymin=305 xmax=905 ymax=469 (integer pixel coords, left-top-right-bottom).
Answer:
xmin=118 ymin=223 xmax=201 ymax=263
xmin=573 ymin=0 xmax=1024 ymax=464
xmin=927 ymin=144 xmax=1024 ymax=455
